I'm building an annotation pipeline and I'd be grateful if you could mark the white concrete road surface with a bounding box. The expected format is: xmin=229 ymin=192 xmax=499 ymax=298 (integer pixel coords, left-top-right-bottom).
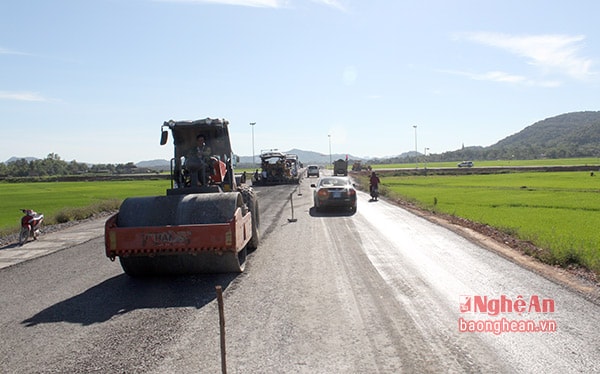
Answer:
xmin=0 ymin=218 xmax=105 ymax=269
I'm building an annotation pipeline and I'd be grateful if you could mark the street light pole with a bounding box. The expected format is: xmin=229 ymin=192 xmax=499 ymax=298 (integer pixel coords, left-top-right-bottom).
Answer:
xmin=250 ymin=122 xmax=256 ymax=166
xmin=328 ymin=134 xmax=332 ymax=170
xmin=424 ymin=147 xmax=429 ymax=169
xmin=413 ymin=125 xmax=418 ymax=169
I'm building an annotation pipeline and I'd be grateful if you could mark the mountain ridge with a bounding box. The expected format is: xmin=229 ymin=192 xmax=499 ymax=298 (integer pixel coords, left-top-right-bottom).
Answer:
xmin=5 ymin=111 xmax=600 ymax=166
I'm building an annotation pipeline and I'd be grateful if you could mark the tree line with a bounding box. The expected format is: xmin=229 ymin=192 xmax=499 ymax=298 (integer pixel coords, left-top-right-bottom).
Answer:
xmin=0 ymin=153 xmax=140 ymax=178
xmin=367 ymin=144 xmax=600 ymax=165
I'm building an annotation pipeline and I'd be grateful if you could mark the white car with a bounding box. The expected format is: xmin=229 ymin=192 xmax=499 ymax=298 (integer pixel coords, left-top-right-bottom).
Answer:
xmin=458 ymin=161 xmax=474 ymax=168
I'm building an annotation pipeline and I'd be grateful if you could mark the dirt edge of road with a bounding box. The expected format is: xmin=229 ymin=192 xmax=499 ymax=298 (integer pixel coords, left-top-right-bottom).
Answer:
xmin=385 ymin=197 xmax=600 ymax=305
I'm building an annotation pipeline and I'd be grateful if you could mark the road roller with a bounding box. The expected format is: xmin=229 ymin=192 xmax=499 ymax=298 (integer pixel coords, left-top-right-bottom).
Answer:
xmin=104 ymin=118 xmax=259 ymax=276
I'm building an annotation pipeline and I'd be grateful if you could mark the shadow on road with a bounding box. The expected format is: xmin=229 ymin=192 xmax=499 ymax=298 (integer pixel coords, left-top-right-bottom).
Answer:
xmin=21 ymin=272 xmax=239 ymax=327
xmin=308 ymin=207 xmax=356 ymax=217
xmin=1 ymin=242 xmax=22 ymax=250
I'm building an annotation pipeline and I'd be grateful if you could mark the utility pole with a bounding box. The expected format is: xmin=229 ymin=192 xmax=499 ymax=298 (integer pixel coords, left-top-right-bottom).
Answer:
xmin=250 ymin=122 xmax=256 ymax=166
xmin=413 ymin=125 xmax=418 ymax=169
xmin=328 ymin=134 xmax=332 ymax=170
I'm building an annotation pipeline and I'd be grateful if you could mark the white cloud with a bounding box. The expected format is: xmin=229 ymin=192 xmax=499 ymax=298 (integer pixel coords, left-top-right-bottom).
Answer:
xmin=473 ymin=71 xmax=561 ymax=87
xmin=0 ymin=91 xmax=49 ymax=102
xmin=153 ymin=0 xmax=283 ymax=7
xmin=439 ymin=68 xmax=562 ymax=87
xmin=0 ymin=47 xmax=31 ymax=56
xmin=153 ymin=0 xmax=346 ymax=10
xmin=459 ymin=32 xmax=595 ymax=80
xmin=472 ymin=70 xmax=527 ymax=84
xmin=310 ymin=0 xmax=346 ymax=11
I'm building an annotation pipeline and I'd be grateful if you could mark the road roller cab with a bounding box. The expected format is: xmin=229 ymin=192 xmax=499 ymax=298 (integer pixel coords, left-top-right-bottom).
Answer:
xmin=161 ymin=118 xmax=238 ymax=194
xmin=105 ymin=118 xmax=259 ymax=276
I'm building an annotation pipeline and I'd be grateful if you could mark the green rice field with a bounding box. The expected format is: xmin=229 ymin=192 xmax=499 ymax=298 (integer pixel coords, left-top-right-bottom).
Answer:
xmin=0 ymin=180 xmax=169 ymax=232
xmin=372 ymin=157 xmax=600 ymax=169
xmin=372 ymin=171 xmax=600 ymax=274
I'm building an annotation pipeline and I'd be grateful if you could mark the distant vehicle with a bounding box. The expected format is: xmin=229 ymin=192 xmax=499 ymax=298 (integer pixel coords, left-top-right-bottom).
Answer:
xmin=333 ymin=158 xmax=348 ymax=176
xmin=254 ymin=150 xmax=300 ymax=185
xmin=307 ymin=165 xmax=320 ymax=178
xmin=458 ymin=161 xmax=474 ymax=168
xmin=285 ymin=153 xmax=300 ymax=177
xmin=311 ymin=176 xmax=357 ymax=213
xmin=351 ymin=161 xmax=371 ymax=171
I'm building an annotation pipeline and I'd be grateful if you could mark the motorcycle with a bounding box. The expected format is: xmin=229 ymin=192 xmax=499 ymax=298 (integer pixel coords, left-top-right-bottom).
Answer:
xmin=369 ymin=184 xmax=379 ymax=201
xmin=19 ymin=209 xmax=44 ymax=245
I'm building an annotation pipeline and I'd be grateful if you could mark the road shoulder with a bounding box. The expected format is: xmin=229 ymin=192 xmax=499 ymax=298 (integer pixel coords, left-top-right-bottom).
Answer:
xmin=0 ymin=215 xmax=108 ymax=270
xmin=385 ymin=197 xmax=600 ymax=306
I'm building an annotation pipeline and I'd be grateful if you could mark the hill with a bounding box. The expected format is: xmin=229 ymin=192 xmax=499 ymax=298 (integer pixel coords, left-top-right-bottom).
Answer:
xmin=436 ymin=111 xmax=600 ymax=161
xmin=239 ymin=149 xmax=363 ymax=166
xmin=136 ymin=159 xmax=170 ymax=171
xmin=5 ymin=156 xmax=39 ymax=164
xmin=493 ymin=111 xmax=600 ymax=151
xmin=284 ymin=149 xmax=359 ymax=165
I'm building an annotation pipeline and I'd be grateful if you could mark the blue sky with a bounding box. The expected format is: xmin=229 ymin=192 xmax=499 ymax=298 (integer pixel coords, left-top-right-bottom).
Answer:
xmin=2 ymin=0 xmax=599 ymax=164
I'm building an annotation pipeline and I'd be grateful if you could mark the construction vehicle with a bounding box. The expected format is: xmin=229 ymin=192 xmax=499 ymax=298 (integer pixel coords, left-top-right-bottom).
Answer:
xmin=352 ymin=161 xmax=363 ymax=171
xmin=333 ymin=158 xmax=348 ymax=176
xmin=104 ymin=118 xmax=259 ymax=276
xmin=254 ymin=150 xmax=300 ymax=185
xmin=351 ymin=160 xmax=370 ymax=172
xmin=285 ymin=153 xmax=300 ymax=178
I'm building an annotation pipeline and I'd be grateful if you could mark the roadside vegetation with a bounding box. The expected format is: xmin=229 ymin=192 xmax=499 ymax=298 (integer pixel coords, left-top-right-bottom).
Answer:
xmin=356 ymin=170 xmax=600 ymax=277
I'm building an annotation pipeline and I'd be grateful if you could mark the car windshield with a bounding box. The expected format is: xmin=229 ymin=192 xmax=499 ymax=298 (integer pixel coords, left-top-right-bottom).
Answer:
xmin=320 ymin=178 xmax=348 ymax=187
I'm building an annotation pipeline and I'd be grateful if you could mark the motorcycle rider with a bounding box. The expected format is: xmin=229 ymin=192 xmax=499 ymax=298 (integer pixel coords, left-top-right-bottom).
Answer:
xmin=369 ymin=171 xmax=380 ymax=200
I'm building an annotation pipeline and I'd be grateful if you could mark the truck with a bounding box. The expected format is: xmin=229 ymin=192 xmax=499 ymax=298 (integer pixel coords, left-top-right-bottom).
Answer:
xmin=104 ymin=118 xmax=259 ymax=276
xmin=333 ymin=158 xmax=348 ymax=176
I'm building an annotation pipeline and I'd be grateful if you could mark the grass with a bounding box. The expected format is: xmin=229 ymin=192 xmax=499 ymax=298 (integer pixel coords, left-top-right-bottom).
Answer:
xmin=372 ymin=157 xmax=600 ymax=169
xmin=3 ymin=168 xmax=600 ymax=277
xmin=357 ymin=171 xmax=600 ymax=276
xmin=0 ymin=180 xmax=169 ymax=236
